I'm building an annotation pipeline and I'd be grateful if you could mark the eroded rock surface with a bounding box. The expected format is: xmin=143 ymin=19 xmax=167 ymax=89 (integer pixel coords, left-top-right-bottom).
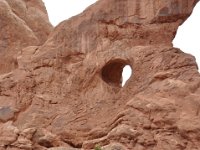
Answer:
xmin=0 ymin=0 xmax=200 ymax=149
xmin=0 ymin=0 xmax=53 ymax=74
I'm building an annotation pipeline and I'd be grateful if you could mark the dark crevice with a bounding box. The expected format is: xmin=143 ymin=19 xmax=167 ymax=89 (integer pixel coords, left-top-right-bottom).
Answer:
xmin=38 ymin=140 xmax=54 ymax=148
xmin=62 ymin=139 xmax=83 ymax=148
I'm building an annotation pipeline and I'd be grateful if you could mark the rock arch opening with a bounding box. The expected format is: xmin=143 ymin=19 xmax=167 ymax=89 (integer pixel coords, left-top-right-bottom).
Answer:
xmin=101 ymin=59 xmax=132 ymax=87
xmin=122 ymin=65 xmax=132 ymax=87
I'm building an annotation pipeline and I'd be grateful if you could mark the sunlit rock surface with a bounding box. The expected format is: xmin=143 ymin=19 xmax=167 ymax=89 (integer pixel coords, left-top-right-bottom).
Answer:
xmin=0 ymin=0 xmax=53 ymax=74
xmin=0 ymin=0 xmax=200 ymax=149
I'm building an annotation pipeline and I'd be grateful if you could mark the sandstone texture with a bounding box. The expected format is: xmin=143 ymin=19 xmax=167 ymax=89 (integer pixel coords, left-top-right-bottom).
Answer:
xmin=0 ymin=0 xmax=200 ymax=150
xmin=0 ymin=0 xmax=53 ymax=74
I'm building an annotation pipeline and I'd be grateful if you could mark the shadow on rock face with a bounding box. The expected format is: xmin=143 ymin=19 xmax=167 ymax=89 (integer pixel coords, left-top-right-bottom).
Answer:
xmin=101 ymin=59 xmax=132 ymax=87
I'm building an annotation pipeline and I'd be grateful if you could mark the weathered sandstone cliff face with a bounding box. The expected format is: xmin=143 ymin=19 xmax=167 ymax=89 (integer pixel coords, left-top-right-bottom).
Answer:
xmin=0 ymin=0 xmax=200 ymax=150
xmin=0 ymin=0 xmax=53 ymax=74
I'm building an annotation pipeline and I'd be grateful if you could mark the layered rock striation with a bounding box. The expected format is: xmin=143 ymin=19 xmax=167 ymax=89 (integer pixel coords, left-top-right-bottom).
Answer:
xmin=0 ymin=0 xmax=200 ymax=150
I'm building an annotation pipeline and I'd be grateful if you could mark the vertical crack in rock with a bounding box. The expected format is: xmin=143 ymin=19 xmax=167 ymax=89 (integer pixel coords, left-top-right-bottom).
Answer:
xmin=135 ymin=0 xmax=141 ymax=16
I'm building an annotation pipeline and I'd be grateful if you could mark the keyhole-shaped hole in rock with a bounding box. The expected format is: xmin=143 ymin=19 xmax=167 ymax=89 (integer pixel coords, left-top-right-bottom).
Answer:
xmin=101 ymin=59 xmax=132 ymax=87
xmin=122 ymin=65 xmax=132 ymax=87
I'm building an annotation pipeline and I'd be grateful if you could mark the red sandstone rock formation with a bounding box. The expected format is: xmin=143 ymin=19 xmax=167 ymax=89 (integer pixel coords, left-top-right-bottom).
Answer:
xmin=0 ymin=0 xmax=53 ymax=74
xmin=0 ymin=0 xmax=200 ymax=150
